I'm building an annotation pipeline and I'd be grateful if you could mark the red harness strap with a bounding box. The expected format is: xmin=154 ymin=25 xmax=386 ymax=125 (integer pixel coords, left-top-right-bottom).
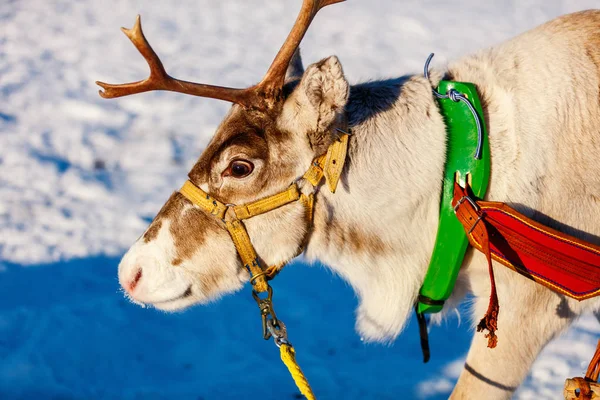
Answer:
xmin=452 ymin=182 xmax=600 ymax=347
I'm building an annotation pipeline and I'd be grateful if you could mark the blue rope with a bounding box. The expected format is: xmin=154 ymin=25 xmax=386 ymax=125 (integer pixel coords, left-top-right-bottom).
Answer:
xmin=424 ymin=53 xmax=483 ymax=160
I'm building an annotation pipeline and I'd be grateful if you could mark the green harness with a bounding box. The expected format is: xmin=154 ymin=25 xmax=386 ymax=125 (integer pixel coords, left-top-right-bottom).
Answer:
xmin=415 ymin=75 xmax=491 ymax=360
xmin=418 ymin=80 xmax=491 ymax=314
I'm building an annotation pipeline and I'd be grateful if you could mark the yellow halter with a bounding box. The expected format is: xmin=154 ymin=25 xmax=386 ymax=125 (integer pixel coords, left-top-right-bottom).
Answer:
xmin=178 ymin=129 xmax=350 ymax=399
xmin=179 ymin=130 xmax=349 ymax=294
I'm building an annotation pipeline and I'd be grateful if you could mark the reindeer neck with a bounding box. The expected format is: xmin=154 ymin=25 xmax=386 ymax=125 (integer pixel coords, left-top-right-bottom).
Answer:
xmin=303 ymin=74 xmax=450 ymax=341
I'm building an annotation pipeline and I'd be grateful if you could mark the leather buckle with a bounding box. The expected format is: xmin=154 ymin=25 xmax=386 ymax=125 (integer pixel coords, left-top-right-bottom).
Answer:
xmin=453 ymin=195 xmax=480 ymax=213
xmin=454 ymin=195 xmax=483 ymax=234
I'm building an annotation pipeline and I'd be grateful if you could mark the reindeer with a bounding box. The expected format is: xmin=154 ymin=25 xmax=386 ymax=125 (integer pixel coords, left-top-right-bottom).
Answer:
xmin=97 ymin=1 xmax=600 ymax=398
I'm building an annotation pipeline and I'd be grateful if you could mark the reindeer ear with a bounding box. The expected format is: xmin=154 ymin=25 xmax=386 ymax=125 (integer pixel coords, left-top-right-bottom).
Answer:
xmin=279 ymin=56 xmax=349 ymax=154
xmin=285 ymin=48 xmax=304 ymax=84
xmin=301 ymin=56 xmax=349 ymax=131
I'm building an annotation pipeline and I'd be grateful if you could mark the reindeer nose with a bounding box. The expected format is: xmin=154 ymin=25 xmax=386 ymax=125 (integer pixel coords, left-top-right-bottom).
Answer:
xmin=127 ymin=268 xmax=143 ymax=293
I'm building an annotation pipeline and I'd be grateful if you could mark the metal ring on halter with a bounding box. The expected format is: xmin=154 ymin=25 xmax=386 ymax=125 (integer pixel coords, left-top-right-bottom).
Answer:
xmin=250 ymin=271 xmax=268 ymax=286
xmin=220 ymin=204 xmax=236 ymax=222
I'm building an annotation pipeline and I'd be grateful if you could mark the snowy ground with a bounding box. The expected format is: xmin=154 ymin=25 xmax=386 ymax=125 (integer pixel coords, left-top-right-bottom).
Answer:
xmin=1 ymin=0 xmax=599 ymax=398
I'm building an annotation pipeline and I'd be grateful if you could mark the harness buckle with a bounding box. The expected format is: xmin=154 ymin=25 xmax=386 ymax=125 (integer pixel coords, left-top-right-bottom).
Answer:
xmin=453 ymin=195 xmax=483 ymax=234
xmin=453 ymin=195 xmax=480 ymax=213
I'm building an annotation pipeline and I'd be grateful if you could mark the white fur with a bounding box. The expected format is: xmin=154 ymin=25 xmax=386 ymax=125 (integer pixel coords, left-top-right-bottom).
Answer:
xmin=119 ymin=209 xmax=246 ymax=310
xmin=280 ymin=12 xmax=600 ymax=398
xmin=119 ymin=219 xmax=190 ymax=306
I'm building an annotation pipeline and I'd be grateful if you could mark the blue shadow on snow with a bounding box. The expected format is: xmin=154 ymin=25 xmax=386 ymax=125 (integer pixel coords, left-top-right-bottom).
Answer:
xmin=0 ymin=256 xmax=471 ymax=400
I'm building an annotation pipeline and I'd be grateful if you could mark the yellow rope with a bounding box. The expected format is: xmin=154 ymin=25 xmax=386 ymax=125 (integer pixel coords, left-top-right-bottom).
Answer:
xmin=280 ymin=344 xmax=316 ymax=400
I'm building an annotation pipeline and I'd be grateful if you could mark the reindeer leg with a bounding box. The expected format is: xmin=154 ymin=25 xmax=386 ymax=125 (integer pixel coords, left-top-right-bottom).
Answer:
xmin=450 ymin=265 xmax=577 ymax=399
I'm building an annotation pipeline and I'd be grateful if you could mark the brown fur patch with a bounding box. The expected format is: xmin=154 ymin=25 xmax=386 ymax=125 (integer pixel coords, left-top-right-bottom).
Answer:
xmin=172 ymin=257 xmax=183 ymax=266
xmin=189 ymin=113 xmax=269 ymax=185
xmin=312 ymin=194 xmax=390 ymax=256
xmin=143 ymin=97 xmax=307 ymax=267
xmin=143 ymin=219 xmax=162 ymax=243
xmin=307 ymin=128 xmax=329 ymax=154
xmin=345 ymin=225 xmax=389 ymax=255
xmin=143 ymin=192 xmax=225 ymax=265
xmin=186 ymin=105 xmax=296 ymax=205
xmin=143 ymin=197 xmax=174 ymax=242
xmin=198 ymin=268 xmax=226 ymax=298
xmin=315 ymin=206 xmax=389 ymax=256
xmin=169 ymin=193 xmax=223 ymax=264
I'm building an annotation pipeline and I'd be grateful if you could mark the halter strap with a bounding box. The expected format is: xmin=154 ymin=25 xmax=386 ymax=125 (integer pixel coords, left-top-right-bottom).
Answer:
xmin=232 ymin=185 xmax=300 ymax=220
xmin=179 ymin=127 xmax=350 ymax=399
xmin=178 ymin=130 xmax=350 ymax=294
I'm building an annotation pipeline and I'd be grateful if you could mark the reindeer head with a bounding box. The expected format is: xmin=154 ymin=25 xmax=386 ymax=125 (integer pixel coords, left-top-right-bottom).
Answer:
xmin=98 ymin=0 xmax=349 ymax=310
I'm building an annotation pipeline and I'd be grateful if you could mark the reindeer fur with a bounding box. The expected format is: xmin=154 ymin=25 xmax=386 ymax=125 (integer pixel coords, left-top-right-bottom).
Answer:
xmin=118 ymin=10 xmax=600 ymax=398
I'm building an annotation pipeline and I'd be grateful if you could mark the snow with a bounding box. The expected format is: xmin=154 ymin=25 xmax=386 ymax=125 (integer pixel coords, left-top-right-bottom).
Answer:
xmin=1 ymin=0 xmax=598 ymax=398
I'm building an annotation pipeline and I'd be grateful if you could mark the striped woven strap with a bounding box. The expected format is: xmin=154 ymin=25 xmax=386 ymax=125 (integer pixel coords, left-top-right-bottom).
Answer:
xmin=233 ymin=185 xmax=300 ymax=220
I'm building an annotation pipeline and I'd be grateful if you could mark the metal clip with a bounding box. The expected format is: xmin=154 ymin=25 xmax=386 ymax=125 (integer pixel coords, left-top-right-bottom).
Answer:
xmin=267 ymin=319 xmax=290 ymax=348
xmin=252 ymin=285 xmax=278 ymax=340
xmin=251 ymin=282 xmax=292 ymax=350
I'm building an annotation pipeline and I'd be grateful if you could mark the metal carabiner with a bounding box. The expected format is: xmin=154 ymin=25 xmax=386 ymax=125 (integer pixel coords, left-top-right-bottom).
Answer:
xmin=266 ymin=318 xmax=290 ymax=348
xmin=252 ymin=285 xmax=278 ymax=340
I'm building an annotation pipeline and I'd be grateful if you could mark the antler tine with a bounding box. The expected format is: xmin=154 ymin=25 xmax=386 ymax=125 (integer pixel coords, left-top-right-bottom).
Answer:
xmin=257 ymin=0 xmax=346 ymax=99
xmin=97 ymin=1 xmax=345 ymax=108
xmin=96 ymin=16 xmax=255 ymax=105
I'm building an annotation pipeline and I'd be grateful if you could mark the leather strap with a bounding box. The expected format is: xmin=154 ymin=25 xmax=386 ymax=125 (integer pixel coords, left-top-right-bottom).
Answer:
xmin=224 ymin=219 xmax=269 ymax=292
xmin=180 ymin=180 xmax=228 ymax=219
xmin=323 ymin=133 xmax=349 ymax=193
xmin=453 ymin=182 xmax=600 ymax=300
xmin=565 ymin=340 xmax=600 ymax=399
xmin=587 ymin=340 xmax=600 ymax=382
xmin=178 ymin=131 xmax=350 ymax=294
xmin=452 ymin=182 xmax=600 ymax=347
xmin=303 ymin=156 xmax=326 ymax=187
xmin=415 ymin=305 xmax=431 ymax=363
xmin=452 ymin=182 xmax=498 ymax=348
xmin=233 ymin=185 xmax=300 ymax=220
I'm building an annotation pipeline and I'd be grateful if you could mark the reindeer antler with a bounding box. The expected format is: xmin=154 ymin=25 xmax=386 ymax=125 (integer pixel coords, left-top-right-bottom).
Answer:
xmin=96 ymin=16 xmax=254 ymax=105
xmin=96 ymin=0 xmax=345 ymax=108
xmin=257 ymin=0 xmax=345 ymax=100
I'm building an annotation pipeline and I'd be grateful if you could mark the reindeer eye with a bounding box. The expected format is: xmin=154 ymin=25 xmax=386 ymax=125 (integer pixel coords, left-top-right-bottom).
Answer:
xmin=225 ymin=160 xmax=254 ymax=178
